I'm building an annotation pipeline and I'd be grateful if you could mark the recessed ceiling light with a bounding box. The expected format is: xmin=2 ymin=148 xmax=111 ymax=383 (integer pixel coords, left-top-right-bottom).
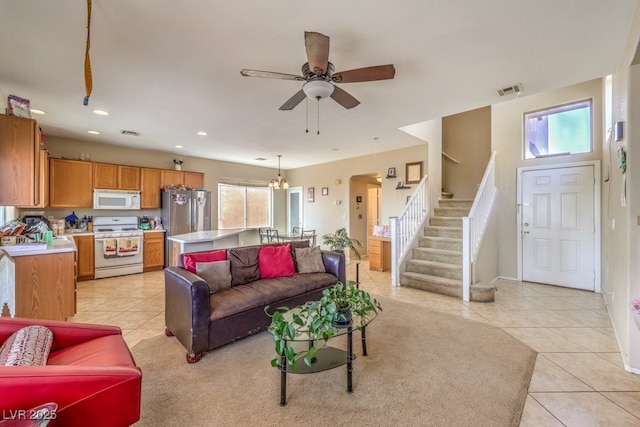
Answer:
xmin=175 ymin=145 xmax=183 ymax=149
xmin=197 ymin=131 xmax=207 ymax=136
xmin=87 ymin=130 xmax=100 ymax=135
xmin=31 ymin=109 xmax=45 ymax=115
xmin=92 ymin=109 xmax=109 ymax=116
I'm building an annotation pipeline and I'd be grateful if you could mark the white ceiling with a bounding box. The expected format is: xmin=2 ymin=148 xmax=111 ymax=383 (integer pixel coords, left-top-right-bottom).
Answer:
xmin=1 ymin=1 xmax=637 ymax=170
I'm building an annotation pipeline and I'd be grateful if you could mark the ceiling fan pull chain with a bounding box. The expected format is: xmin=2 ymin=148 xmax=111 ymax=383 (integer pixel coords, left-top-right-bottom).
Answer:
xmin=305 ymin=98 xmax=309 ymax=133
xmin=317 ymin=96 xmax=320 ymax=135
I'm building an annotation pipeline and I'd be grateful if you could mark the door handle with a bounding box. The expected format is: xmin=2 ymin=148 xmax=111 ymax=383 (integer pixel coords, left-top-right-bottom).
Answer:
xmin=523 ymin=231 xmax=530 ymax=235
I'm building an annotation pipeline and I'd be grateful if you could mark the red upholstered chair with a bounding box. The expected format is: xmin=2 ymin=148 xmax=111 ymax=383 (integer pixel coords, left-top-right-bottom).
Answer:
xmin=0 ymin=317 xmax=142 ymax=427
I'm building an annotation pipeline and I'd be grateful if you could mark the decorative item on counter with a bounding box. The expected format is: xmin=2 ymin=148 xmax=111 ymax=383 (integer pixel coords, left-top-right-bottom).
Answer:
xmin=139 ymin=216 xmax=151 ymax=230
xmin=87 ymin=216 xmax=93 ymax=232
xmin=65 ymin=212 xmax=79 ymax=229
xmin=173 ymin=159 xmax=184 ymax=171
xmin=153 ymin=216 xmax=163 ymax=230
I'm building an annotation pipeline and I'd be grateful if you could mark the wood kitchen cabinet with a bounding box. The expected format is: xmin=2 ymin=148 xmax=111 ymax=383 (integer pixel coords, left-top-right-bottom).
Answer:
xmin=74 ymin=234 xmax=95 ymax=281
xmin=14 ymin=251 xmax=76 ymax=320
xmin=183 ymin=171 xmax=204 ymax=189
xmin=161 ymin=169 xmax=183 ymax=188
xmin=141 ymin=167 xmax=162 ymax=208
xmin=0 ymin=114 xmax=47 ymax=207
xmin=369 ymin=236 xmax=391 ymax=272
xmin=49 ymin=158 xmax=93 ymax=207
xmin=94 ymin=162 xmax=140 ymax=190
xmin=143 ymin=231 xmax=165 ymax=271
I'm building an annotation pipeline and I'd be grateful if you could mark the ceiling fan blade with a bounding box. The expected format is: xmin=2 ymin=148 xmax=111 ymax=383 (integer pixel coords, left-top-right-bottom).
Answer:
xmin=279 ymin=89 xmax=307 ymax=111
xmin=330 ymin=86 xmax=360 ymax=109
xmin=332 ymin=64 xmax=396 ymax=83
xmin=305 ymin=32 xmax=330 ymax=75
xmin=240 ymin=69 xmax=304 ymax=81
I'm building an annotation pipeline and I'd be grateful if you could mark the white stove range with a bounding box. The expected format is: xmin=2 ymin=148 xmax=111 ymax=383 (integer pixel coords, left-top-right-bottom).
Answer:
xmin=93 ymin=216 xmax=144 ymax=279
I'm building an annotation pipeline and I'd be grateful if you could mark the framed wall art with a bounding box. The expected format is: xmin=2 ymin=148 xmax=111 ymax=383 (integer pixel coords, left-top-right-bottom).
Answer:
xmin=405 ymin=161 xmax=423 ymax=184
xmin=307 ymin=187 xmax=315 ymax=202
xmin=386 ymin=167 xmax=396 ymax=178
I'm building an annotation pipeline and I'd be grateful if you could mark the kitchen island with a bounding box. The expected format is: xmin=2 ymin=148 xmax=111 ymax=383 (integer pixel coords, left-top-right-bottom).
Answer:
xmin=0 ymin=236 xmax=77 ymax=320
xmin=167 ymin=229 xmax=251 ymax=267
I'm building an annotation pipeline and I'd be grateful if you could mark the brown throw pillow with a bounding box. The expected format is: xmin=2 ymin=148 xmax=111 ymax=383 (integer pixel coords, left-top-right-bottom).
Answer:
xmin=0 ymin=325 xmax=53 ymax=366
xmin=295 ymin=246 xmax=326 ymax=273
xmin=196 ymin=260 xmax=232 ymax=293
xmin=228 ymin=247 xmax=261 ymax=285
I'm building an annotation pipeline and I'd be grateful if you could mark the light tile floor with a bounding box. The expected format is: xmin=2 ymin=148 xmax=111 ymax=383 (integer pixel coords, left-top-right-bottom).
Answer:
xmin=71 ymin=260 xmax=640 ymax=426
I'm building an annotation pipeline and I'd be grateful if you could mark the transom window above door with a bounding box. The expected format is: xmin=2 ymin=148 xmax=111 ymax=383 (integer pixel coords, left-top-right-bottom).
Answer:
xmin=523 ymin=99 xmax=592 ymax=159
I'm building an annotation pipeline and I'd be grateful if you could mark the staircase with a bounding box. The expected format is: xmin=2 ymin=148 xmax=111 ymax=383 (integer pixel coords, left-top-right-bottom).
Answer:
xmin=399 ymin=199 xmax=495 ymax=302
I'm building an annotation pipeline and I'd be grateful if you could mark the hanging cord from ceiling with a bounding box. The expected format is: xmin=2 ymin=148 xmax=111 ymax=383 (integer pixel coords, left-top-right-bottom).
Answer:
xmin=316 ymin=96 xmax=321 ymax=135
xmin=305 ymin=98 xmax=309 ymax=133
xmin=83 ymin=0 xmax=93 ymax=106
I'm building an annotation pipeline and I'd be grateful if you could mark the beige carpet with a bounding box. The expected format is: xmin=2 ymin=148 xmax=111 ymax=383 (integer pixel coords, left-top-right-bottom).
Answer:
xmin=131 ymin=297 xmax=536 ymax=427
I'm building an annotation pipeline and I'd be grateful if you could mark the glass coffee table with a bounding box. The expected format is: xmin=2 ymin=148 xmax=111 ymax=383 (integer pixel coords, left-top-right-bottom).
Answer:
xmin=276 ymin=304 xmax=377 ymax=406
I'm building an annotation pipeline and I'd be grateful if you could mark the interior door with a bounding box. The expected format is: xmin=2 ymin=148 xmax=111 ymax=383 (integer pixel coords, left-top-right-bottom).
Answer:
xmin=287 ymin=187 xmax=303 ymax=233
xmin=521 ymin=165 xmax=595 ymax=290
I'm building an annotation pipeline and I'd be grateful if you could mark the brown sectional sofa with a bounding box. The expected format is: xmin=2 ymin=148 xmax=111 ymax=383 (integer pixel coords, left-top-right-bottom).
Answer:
xmin=164 ymin=241 xmax=345 ymax=363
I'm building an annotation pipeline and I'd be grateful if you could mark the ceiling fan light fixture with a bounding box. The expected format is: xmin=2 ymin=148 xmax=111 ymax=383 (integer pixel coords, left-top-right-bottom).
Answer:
xmin=303 ymin=80 xmax=334 ymax=100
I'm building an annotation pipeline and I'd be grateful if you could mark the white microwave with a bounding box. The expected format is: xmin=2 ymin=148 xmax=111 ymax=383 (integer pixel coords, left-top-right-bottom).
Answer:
xmin=93 ymin=189 xmax=141 ymax=210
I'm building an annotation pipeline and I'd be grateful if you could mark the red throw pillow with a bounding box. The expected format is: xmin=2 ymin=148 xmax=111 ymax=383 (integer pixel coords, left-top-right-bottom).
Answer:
xmin=259 ymin=244 xmax=295 ymax=279
xmin=183 ymin=250 xmax=227 ymax=273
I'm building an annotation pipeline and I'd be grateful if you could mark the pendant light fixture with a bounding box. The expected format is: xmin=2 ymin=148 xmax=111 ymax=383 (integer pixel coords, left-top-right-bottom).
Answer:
xmin=269 ymin=154 xmax=289 ymax=189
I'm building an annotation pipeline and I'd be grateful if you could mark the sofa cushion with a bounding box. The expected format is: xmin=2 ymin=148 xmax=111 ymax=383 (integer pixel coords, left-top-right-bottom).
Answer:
xmin=0 ymin=325 xmax=53 ymax=366
xmin=210 ymin=285 xmax=269 ymax=321
xmin=183 ymin=249 xmax=227 ymax=274
xmin=228 ymin=247 xmax=261 ymax=286
xmin=294 ymin=246 xmax=326 ymax=273
xmin=196 ymin=260 xmax=232 ymax=293
xmin=259 ymin=244 xmax=295 ymax=279
xmin=47 ymin=334 xmax=135 ymax=366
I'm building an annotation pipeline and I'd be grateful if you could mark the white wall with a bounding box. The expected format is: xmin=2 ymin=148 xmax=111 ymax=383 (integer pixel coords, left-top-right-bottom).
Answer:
xmin=286 ymin=144 xmax=428 ymax=248
xmin=491 ymin=79 xmax=603 ymax=280
xmin=609 ymin=4 xmax=640 ymax=372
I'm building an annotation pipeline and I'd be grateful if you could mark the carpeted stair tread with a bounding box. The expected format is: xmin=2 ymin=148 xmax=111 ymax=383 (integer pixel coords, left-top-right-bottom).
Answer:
xmin=413 ymin=247 xmax=462 ymax=264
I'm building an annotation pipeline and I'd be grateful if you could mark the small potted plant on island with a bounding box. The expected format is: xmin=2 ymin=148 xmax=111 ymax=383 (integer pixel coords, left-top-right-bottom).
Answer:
xmin=265 ymin=282 xmax=381 ymax=372
xmin=322 ymin=227 xmax=363 ymax=259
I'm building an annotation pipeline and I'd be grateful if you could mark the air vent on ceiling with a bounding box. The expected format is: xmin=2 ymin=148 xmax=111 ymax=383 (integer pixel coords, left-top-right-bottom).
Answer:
xmin=497 ymin=83 xmax=523 ymax=97
xmin=255 ymin=157 xmax=267 ymax=161
xmin=120 ymin=129 xmax=142 ymax=136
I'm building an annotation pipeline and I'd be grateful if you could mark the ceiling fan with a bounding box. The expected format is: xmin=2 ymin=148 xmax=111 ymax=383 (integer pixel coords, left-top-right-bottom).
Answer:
xmin=240 ymin=31 xmax=395 ymax=111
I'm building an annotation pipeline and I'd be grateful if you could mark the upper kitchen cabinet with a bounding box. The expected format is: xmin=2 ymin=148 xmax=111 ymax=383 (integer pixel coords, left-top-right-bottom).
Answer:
xmin=49 ymin=158 xmax=93 ymax=207
xmin=0 ymin=114 xmax=46 ymax=207
xmin=160 ymin=169 xmax=183 ymax=188
xmin=141 ymin=167 xmax=162 ymax=208
xmin=94 ymin=162 xmax=140 ymax=190
xmin=183 ymin=171 xmax=205 ymax=190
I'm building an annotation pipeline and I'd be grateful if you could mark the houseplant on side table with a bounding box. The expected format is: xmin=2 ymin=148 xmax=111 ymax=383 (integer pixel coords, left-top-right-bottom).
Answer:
xmin=322 ymin=227 xmax=363 ymax=259
xmin=266 ymin=282 xmax=381 ymax=372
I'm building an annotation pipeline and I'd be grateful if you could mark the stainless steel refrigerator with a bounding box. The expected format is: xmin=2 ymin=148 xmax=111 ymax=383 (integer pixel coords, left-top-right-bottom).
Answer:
xmin=161 ymin=189 xmax=212 ymax=266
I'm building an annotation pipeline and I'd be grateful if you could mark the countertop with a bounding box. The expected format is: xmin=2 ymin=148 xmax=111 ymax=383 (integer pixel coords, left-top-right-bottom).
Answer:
xmin=0 ymin=236 xmax=77 ymax=257
xmin=60 ymin=229 xmax=166 ymax=237
xmin=167 ymin=229 xmax=246 ymax=243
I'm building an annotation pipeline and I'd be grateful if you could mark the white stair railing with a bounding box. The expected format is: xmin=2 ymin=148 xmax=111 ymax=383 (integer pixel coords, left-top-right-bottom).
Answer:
xmin=462 ymin=151 xmax=497 ymax=301
xmin=391 ymin=174 xmax=428 ymax=286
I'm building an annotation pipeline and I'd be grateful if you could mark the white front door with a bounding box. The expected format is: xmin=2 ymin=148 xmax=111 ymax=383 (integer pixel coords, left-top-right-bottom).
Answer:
xmin=521 ymin=165 xmax=595 ymax=290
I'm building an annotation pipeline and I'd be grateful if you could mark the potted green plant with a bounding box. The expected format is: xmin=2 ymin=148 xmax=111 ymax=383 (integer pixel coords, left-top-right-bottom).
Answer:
xmin=265 ymin=282 xmax=381 ymax=372
xmin=322 ymin=227 xmax=363 ymax=259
